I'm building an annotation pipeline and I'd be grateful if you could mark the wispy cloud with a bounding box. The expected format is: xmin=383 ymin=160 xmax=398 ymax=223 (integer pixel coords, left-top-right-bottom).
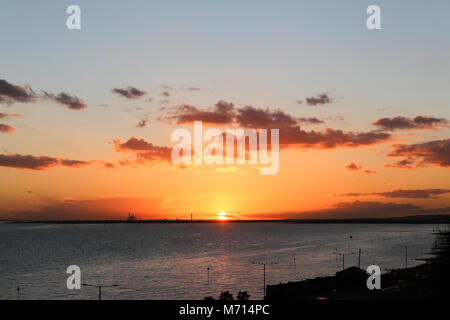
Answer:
xmin=0 ymin=153 xmax=91 ymax=170
xmin=372 ymin=116 xmax=448 ymax=131
xmin=0 ymin=79 xmax=37 ymax=105
xmin=42 ymin=91 xmax=87 ymax=110
xmin=111 ymin=86 xmax=147 ymax=99
xmin=297 ymin=92 xmax=334 ymax=106
xmin=338 ymin=188 xmax=450 ymax=199
xmin=386 ymin=139 xmax=449 ymax=168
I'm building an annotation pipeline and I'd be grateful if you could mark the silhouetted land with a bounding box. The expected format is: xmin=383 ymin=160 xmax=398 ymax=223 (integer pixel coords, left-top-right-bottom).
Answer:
xmin=266 ymin=228 xmax=450 ymax=300
xmin=3 ymin=214 xmax=450 ymax=224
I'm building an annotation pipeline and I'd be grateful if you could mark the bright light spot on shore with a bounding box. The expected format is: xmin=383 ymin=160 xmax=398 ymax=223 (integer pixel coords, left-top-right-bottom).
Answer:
xmin=218 ymin=211 xmax=228 ymax=221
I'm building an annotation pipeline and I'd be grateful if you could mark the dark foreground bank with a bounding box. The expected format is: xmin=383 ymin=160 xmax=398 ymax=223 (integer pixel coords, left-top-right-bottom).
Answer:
xmin=266 ymin=230 xmax=450 ymax=300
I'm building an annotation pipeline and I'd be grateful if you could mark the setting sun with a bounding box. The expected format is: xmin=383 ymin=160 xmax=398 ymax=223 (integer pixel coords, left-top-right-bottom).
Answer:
xmin=218 ymin=211 xmax=228 ymax=221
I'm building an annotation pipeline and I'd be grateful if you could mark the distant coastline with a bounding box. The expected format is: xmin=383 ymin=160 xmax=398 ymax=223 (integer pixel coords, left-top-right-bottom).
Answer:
xmin=2 ymin=214 xmax=450 ymax=224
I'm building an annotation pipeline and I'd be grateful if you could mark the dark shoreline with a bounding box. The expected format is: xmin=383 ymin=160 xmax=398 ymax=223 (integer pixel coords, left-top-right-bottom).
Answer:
xmin=265 ymin=229 xmax=450 ymax=300
xmin=2 ymin=214 xmax=450 ymax=224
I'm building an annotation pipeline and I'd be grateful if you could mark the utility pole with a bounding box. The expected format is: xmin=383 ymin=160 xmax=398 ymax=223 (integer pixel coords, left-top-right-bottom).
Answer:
xmin=207 ymin=267 xmax=210 ymax=285
xmin=404 ymin=246 xmax=408 ymax=269
xmin=252 ymin=261 xmax=277 ymax=298
xmin=82 ymin=283 xmax=118 ymax=300
xmin=358 ymin=249 xmax=361 ymax=268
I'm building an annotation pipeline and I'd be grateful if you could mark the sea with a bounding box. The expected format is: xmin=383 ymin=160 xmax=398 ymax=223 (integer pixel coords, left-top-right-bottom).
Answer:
xmin=0 ymin=222 xmax=445 ymax=300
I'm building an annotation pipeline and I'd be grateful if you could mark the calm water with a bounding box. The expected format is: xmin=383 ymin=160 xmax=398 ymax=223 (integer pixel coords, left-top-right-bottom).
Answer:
xmin=0 ymin=222 xmax=444 ymax=300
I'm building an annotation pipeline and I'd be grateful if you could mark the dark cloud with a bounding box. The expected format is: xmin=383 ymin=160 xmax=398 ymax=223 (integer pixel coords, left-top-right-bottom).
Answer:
xmin=59 ymin=159 xmax=91 ymax=168
xmin=0 ymin=154 xmax=91 ymax=170
xmin=265 ymin=201 xmax=450 ymax=219
xmin=161 ymin=101 xmax=235 ymax=125
xmin=111 ymin=86 xmax=147 ymax=99
xmin=279 ymin=127 xmax=390 ymax=148
xmin=345 ymin=163 xmax=361 ymax=171
xmin=0 ymin=154 xmax=60 ymax=170
xmin=6 ymin=197 xmax=164 ymax=221
xmin=0 ymin=79 xmax=37 ymax=105
xmin=136 ymin=119 xmax=147 ymax=128
xmin=297 ymin=92 xmax=334 ymax=106
xmin=297 ymin=117 xmax=324 ymax=125
xmin=0 ymin=124 xmax=14 ymax=133
xmin=387 ymin=139 xmax=450 ymax=168
xmin=372 ymin=116 xmax=448 ymax=131
xmin=339 ymin=189 xmax=450 ymax=199
xmin=114 ymin=137 xmax=172 ymax=163
xmin=236 ymin=106 xmax=298 ymax=129
xmin=385 ymin=158 xmax=415 ymax=169
xmin=42 ymin=91 xmax=87 ymax=110
xmin=344 ymin=162 xmax=376 ymax=174
xmin=103 ymin=162 xmax=115 ymax=169
xmin=159 ymin=101 xmax=391 ymax=148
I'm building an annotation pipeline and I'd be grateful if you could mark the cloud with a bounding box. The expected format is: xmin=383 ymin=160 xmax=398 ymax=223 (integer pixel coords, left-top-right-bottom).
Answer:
xmin=111 ymin=86 xmax=147 ymax=99
xmin=236 ymin=106 xmax=298 ymax=128
xmin=344 ymin=162 xmax=376 ymax=174
xmin=297 ymin=117 xmax=324 ymax=125
xmin=136 ymin=119 xmax=147 ymax=128
xmin=0 ymin=113 xmax=21 ymax=119
xmin=372 ymin=116 xmax=448 ymax=131
xmin=386 ymin=139 xmax=449 ymax=168
xmin=0 ymin=124 xmax=14 ymax=133
xmin=159 ymin=101 xmax=391 ymax=149
xmin=339 ymin=188 xmax=450 ymax=199
xmin=265 ymin=201 xmax=450 ymax=219
xmin=0 ymin=79 xmax=37 ymax=105
xmin=0 ymin=154 xmax=91 ymax=170
xmin=297 ymin=92 xmax=334 ymax=106
xmin=279 ymin=127 xmax=390 ymax=148
xmin=59 ymin=159 xmax=91 ymax=168
xmin=42 ymin=91 xmax=87 ymax=110
xmin=384 ymin=158 xmax=415 ymax=169
xmin=114 ymin=137 xmax=172 ymax=163
xmin=161 ymin=100 xmax=235 ymax=125
xmin=345 ymin=163 xmax=362 ymax=171
xmin=6 ymin=197 xmax=165 ymax=221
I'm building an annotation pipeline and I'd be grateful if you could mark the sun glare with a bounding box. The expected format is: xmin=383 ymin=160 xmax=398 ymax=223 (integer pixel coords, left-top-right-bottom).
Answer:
xmin=218 ymin=211 xmax=228 ymax=221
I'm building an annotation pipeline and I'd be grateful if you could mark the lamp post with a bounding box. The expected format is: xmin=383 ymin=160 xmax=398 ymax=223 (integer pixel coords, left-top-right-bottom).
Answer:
xmin=333 ymin=251 xmax=356 ymax=270
xmin=251 ymin=261 xmax=277 ymax=299
xmin=82 ymin=283 xmax=118 ymax=300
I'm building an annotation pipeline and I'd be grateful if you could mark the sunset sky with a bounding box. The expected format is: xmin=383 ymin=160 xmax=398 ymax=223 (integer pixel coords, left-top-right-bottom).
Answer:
xmin=0 ymin=0 xmax=449 ymax=220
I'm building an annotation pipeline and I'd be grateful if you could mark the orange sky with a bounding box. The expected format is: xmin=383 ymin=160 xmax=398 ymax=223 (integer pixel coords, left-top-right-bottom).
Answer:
xmin=1 ymin=2 xmax=449 ymax=220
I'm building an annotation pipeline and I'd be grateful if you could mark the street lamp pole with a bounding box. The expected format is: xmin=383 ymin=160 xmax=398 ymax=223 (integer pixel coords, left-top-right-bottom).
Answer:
xmin=252 ymin=261 xmax=277 ymax=298
xmin=82 ymin=283 xmax=118 ymax=300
